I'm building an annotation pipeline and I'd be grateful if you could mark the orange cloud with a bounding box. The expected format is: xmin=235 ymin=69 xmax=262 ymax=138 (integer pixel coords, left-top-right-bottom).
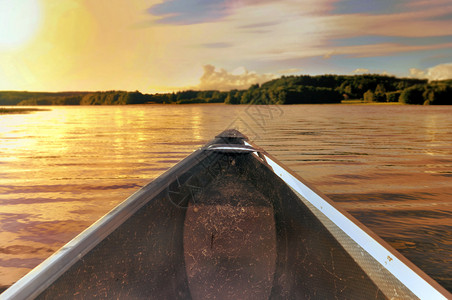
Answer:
xmin=196 ymin=65 xmax=276 ymax=91
xmin=325 ymin=3 xmax=452 ymax=38
xmin=410 ymin=68 xmax=427 ymax=78
xmin=427 ymin=63 xmax=452 ymax=81
xmin=330 ymin=42 xmax=452 ymax=58
xmin=409 ymin=63 xmax=452 ymax=81
xmin=353 ymin=68 xmax=369 ymax=74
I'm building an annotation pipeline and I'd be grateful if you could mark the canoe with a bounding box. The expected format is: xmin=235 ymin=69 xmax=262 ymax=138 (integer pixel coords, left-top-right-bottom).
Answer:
xmin=2 ymin=129 xmax=450 ymax=299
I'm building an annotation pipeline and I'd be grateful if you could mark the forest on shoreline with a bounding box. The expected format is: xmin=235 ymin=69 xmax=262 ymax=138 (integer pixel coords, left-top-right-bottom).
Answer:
xmin=1 ymin=74 xmax=452 ymax=106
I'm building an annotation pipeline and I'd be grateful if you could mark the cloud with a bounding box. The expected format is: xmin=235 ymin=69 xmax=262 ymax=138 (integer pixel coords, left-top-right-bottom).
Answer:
xmin=201 ymin=42 xmax=233 ymax=48
xmin=380 ymin=71 xmax=393 ymax=76
xmin=327 ymin=3 xmax=452 ymax=38
xmin=277 ymin=68 xmax=302 ymax=74
xmin=409 ymin=63 xmax=452 ymax=81
xmin=147 ymin=0 xmax=278 ymax=25
xmin=409 ymin=68 xmax=427 ymax=78
xmin=323 ymin=51 xmax=335 ymax=59
xmin=237 ymin=21 xmax=280 ymax=30
xmin=148 ymin=0 xmax=228 ymax=25
xmin=196 ymin=64 xmax=276 ymax=91
xmin=332 ymin=0 xmax=405 ymax=15
xmin=305 ymin=42 xmax=452 ymax=62
xmin=353 ymin=68 xmax=369 ymax=74
xmin=426 ymin=63 xmax=452 ymax=80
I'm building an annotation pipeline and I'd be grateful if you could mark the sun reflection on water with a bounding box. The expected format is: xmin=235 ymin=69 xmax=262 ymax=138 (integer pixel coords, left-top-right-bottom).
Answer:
xmin=0 ymin=105 xmax=233 ymax=289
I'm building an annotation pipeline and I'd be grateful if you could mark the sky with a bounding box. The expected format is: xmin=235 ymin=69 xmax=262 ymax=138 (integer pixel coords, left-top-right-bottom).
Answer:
xmin=1 ymin=0 xmax=452 ymax=93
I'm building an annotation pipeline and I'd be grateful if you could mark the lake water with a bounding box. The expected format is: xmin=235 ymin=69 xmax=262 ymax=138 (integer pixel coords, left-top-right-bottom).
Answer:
xmin=0 ymin=104 xmax=451 ymax=292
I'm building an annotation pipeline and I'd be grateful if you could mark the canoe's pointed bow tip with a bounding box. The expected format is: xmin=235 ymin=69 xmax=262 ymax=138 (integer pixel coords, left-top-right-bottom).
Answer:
xmin=216 ymin=129 xmax=248 ymax=140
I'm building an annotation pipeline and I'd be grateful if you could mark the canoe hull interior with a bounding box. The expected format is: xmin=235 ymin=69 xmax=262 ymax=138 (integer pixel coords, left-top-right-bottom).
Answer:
xmin=36 ymin=149 xmax=394 ymax=299
xmin=3 ymin=130 xmax=449 ymax=299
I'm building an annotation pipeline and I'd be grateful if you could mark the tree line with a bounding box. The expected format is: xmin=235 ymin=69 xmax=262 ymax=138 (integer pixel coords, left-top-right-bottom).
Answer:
xmin=1 ymin=74 xmax=451 ymax=106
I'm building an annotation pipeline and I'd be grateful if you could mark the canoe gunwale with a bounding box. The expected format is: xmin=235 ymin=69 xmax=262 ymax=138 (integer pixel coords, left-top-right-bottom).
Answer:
xmin=204 ymin=143 xmax=259 ymax=153
xmin=0 ymin=148 xmax=210 ymax=300
xmin=244 ymin=139 xmax=451 ymax=300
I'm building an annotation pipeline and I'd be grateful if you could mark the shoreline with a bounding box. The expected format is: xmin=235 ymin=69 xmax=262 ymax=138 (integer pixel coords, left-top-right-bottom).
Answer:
xmin=340 ymin=100 xmax=405 ymax=105
xmin=0 ymin=108 xmax=49 ymax=114
xmin=1 ymin=101 xmax=411 ymax=110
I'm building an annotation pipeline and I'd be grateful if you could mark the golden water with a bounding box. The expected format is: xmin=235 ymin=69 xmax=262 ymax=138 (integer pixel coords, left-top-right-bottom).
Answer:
xmin=0 ymin=104 xmax=451 ymax=291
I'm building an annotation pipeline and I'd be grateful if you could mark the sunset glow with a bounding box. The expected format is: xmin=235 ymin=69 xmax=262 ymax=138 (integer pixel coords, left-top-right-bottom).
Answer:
xmin=0 ymin=0 xmax=41 ymax=50
xmin=0 ymin=0 xmax=451 ymax=93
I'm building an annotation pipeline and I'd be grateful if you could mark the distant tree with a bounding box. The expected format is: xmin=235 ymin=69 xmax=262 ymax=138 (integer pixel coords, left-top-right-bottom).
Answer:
xmin=125 ymin=91 xmax=148 ymax=104
xmin=4 ymin=73 xmax=450 ymax=106
xmin=375 ymin=83 xmax=385 ymax=93
xmin=208 ymin=91 xmax=227 ymax=103
xmin=423 ymin=84 xmax=452 ymax=105
xmin=399 ymin=86 xmax=425 ymax=104
xmin=344 ymin=85 xmax=353 ymax=96
xmin=226 ymin=90 xmax=244 ymax=104
xmin=363 ymin=90 xmax=375 ymax=102
xmin=176 ymin=90 xmax=198 ymax=101
xmin=385 ymin=91 xmax=401 ymax=103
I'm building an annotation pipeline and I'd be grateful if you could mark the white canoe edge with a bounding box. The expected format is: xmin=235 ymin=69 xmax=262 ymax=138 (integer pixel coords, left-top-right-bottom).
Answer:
xmin=0 ymin=150 xmax=203 ymax=300
xmin=258 ymin=149 xmax=448 ymax=300
xmin=0 ymin=183 xmax=164 ymax=300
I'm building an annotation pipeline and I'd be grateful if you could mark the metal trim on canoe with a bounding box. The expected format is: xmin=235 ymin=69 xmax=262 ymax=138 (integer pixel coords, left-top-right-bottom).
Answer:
xmin=204 ymin=144 xmax=259 ymax=153
xmin=244 ymin=139 xmax=451 ymax=300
